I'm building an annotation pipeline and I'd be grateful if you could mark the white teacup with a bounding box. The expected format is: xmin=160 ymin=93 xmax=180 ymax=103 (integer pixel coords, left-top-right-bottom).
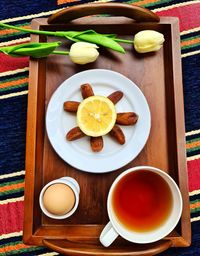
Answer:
xmin=39 ymin=177 xmax=80 ymax=219
xmin=100 ymin=166 xmax=182 ymax=247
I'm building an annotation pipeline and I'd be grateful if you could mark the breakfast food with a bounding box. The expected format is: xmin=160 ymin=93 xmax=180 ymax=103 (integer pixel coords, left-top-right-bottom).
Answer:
xmin=43 ymin=183 xmax=75 ymax=215
xmin=107 ymin=91 xmax=123 ymax=104
xmin=63 ymin=83 xmax=139 ymax=152
xmin=66 ymin=127 xmax=85 ymax=141
xmin=90 ymin=136 xmax=104 ymax=152
xmin=116 ymin=112 xmax=138 ymax=125
xmin=77 ymin=96 xmax=117 ymax=137
xmin=109 ymin=125 xmax=125 ymax=145
xmin=63 ymin=101 xmax=80 ymax=112
xmin=81 ymin=83 xmax=94 ymax=99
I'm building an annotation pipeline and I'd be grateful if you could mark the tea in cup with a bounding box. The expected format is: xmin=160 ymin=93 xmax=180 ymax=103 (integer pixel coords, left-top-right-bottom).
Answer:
xmin=39 ymin=177 xmax=80 ymax=219
xmin=100 ymin=166 xmax=182 ymax=246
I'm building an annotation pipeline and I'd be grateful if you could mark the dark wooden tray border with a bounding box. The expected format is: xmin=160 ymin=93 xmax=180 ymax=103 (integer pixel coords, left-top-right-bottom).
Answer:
xmin=23 ymin=16 xmax=191 ymax=254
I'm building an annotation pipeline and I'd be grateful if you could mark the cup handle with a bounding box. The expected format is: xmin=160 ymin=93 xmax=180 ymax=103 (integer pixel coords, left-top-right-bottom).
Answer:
xmin=100 ymin=221 xmax=119 ymax=247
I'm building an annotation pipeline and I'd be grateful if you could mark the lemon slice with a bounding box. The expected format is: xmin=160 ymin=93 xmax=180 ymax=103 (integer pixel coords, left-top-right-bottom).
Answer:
xmin=77 ymin=96 xmax=117 ymax=137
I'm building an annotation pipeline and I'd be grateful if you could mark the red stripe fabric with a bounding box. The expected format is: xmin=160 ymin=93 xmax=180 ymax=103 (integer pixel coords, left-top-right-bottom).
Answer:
xmin=188 ymin=159 xmax=200 ymax=192
xmin=0 ymin=201 xmax=24 ymax=234
xmin=156 ymin=3 xmax=200 ymax=32
xmin=0 ymin=54 xmax=28 ymax=73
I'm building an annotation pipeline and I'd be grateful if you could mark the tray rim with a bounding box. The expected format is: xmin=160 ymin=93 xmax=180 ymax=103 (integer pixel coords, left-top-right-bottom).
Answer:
xmin=23 ymin=16 xmax=191 ymax=250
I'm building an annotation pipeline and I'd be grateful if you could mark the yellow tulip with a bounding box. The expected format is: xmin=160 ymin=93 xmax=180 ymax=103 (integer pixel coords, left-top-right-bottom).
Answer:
xmin=134 ymin=30 xmax=165 ymax=53
xmin=69 ymin=42 xmax=99 ymax=64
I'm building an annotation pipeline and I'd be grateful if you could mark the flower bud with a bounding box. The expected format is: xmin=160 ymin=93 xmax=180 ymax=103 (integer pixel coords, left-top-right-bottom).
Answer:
xmin=134 ymin=30 xmax=165 ymax=53
xmin=69 ymin=42 xmax=99 ymax=64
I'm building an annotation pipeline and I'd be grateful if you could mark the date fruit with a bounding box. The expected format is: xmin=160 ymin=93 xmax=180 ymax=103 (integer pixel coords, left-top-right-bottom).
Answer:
xmin=107 ymin=91 xmax=123 ymax=104
xmin=90 ymin=137 xmax=104 ymax=152
xmin=116 ymin=112 xmax=138 ymax=125
xmin=81 ymin=83 xmax=94 ymax=99
xmin=63 ymin=101 xmax=80 ymax=112
xmin=109 ymin=125 xmax=125 ymax=145
xmin=66 ymin=127 xmax=85 ymax=141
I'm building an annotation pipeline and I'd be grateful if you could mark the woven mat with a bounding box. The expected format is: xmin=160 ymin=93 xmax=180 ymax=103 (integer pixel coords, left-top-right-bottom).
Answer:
xmin=0 ymin=0 xmax=200 ymax=255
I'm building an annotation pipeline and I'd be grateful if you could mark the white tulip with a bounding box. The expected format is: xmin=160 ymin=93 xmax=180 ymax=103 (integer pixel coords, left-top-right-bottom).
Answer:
xmin=69 ymin=42 xmax=99 ymax=64
xmin=134 ymin=30 xmax=165 ymax=53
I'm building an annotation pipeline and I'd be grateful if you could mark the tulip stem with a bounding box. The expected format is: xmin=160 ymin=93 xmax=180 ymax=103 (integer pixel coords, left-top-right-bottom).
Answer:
xmin=0 ymin=22 xmax=133 ymax=44
xmin=0 ymin=22 xmax=127 ymax=53
xmin=114 ymin=38 xmax=133 ymax=44
xmin=0 ymin=22 xmax=56 ymax=36
xmin=52 ymin=50 xmax=69 ymax=55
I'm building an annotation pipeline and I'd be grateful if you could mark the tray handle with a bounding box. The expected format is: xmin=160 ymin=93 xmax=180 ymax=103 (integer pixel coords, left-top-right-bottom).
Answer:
xmin=47 ymin=3 xmax=159 ymax=24
xmin=43 ymin=239 xmax=172 ymax=256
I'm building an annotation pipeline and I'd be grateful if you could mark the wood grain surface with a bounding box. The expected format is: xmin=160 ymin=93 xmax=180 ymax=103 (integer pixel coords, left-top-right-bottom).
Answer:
xmin=48 ymin=3 xmax=160 ymax=24
xmin=23 ymin=13 xmax=191 ymax=256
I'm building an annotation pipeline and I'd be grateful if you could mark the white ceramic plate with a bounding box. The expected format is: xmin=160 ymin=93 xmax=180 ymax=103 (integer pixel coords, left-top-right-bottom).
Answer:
xmin=46 ymin=69 xmax=151 ymax=173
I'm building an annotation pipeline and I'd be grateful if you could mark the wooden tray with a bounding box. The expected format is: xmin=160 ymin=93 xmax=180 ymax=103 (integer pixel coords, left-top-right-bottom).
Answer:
xmin=23 ymin=3 xmax=191 ymax=255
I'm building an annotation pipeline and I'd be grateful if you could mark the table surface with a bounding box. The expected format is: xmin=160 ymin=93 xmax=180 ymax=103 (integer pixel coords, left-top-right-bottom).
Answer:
xmin=0 ymin=0 xmax=199 ymax=255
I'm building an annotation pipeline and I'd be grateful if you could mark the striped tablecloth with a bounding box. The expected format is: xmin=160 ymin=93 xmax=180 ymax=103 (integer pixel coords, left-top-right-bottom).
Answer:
xmin=0 ymin=0 xmax=199 ymax=255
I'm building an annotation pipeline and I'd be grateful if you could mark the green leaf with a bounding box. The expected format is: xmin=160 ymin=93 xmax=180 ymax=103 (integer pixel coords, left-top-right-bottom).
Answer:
xmin=0 ymin=22 xmax=125 ymax=53
xmin=55 ymin=30 xmax=125 ymax=53
xmin=0 ymin=42 xmax=61 ymax=58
